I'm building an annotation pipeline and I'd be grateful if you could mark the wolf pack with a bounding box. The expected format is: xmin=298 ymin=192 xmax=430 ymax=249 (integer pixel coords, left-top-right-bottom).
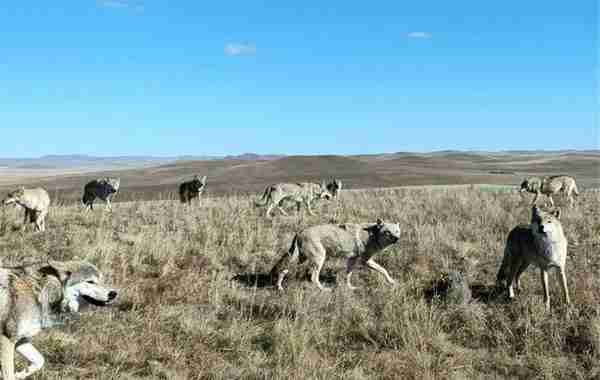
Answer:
xmin=0 ymin=173 xmax=581 ymax=379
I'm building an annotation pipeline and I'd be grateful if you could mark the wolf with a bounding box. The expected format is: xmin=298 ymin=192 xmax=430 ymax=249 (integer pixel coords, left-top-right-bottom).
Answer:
xmin=0 ymin=260 xmax=118 ymax=380
xmin=326 ymin=178 xmax=343 ymax=198
xmin=82 ymin=177 xmax=120 ymax=211
xmin=2 ymin=187 xmax=50 ymax=232
xmin=496 ymin=206 xmax=569 ymax=309
xmin=520 ymin=175 xmax=579 ymax=207
xmin=254 ymin=182 xmax=332 ymax=217
xmin=270 ymin=219 xmax=401 ymax=290
xmin=179 ymin=175 xmax=207 ymax=204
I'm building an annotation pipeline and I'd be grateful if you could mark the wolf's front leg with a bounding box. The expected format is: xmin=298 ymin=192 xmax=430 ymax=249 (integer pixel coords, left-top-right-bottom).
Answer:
xmin=305 ymin=200 xmax=315 ymax=216
xmin=345 ymin=257 xmax=359 ymax=290
xmin=540 ymin=269 xmax=550 ymax=310
xmin=1 ymin=334 xmax=16 ymax=380
xmin=365 ymin=259 xmax=396 ymax=286
xmin=15 ymin=342 xmax=44 ymax=379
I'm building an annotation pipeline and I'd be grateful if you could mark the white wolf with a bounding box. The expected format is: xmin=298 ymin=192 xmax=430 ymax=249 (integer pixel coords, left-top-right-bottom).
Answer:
xmin=270 ymin=219 xmax=401 ymax=291
xmin=2 ymin=187 xmax=50 ymax=232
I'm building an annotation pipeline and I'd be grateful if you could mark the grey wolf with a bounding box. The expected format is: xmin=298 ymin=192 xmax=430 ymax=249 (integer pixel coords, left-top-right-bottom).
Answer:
xmin=520 ymin=175 xmax=579 ymax=207
xmin=2 ymin=187 xmax=50 ymax=232
xmin=82 ymin=177 xmax=120 ymax=211
xmin=0 ymin=260 xmax=117 ymax=379
xmin=179 ymin=175 xmax=207 ymax=204
xmin=271 ymin=219 xmax=401 ymax=290
xmin=254 ymin=182 xmax=332 ymax=217
xmin=326 ymin=178 xmax=343 ymax=198
xmin=496 ymin=206 xmax=569 ymax=309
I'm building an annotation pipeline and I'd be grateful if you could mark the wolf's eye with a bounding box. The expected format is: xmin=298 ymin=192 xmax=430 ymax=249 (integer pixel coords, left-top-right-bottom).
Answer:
xmin=86 ymin=280 xmax=96 ymax=285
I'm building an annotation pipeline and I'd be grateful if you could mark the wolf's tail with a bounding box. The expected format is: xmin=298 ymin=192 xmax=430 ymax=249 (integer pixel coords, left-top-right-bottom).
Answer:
xmin=496 ymin=244 xmax=512 ymax=288
xmin=254 ymin=186 xmax=272 ymax=207
xmin=270 ymin=235 xmax=299 ymax=279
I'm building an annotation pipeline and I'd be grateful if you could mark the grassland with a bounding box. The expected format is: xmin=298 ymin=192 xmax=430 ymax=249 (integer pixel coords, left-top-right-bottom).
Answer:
xmin=0 ymin=187 xmax=599 ymax=379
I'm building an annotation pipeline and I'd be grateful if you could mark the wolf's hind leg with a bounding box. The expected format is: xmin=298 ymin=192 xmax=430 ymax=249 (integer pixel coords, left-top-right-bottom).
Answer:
xmin=15 ymin=342 xmax=44 ymax=379
xmin=514 ymin=261 xmax=530 ymax=294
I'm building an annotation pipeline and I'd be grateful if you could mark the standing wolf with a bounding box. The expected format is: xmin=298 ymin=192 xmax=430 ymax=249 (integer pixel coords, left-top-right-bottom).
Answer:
xmin=326 ymin=178 xmax=343 ymax=198
xmin=179 ymin=175 xmax=207 ymax=204
xmin=271 ymin=219 xmax=401 ymax=291
xmin=254 ymin=182 xmax=332 ymax=217
xmin=3 ymin=187 xmax=50 ymax=232
xmin=496 ymin=206 xmax=569 ymax=309
xmin=0 ymin=260 xmax=118 ymax=380
xmin=82 ymin=177 xmax=120 ymax=211
xmin=520 ymin=175 xmax=579 ymax=207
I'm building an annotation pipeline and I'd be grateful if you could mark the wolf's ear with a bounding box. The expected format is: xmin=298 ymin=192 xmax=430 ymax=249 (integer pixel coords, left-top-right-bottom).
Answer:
xmin=39 ymin=260 xmax=71 ymax=283
xmin=364 ymin=219 xmax=384 ymax=233
xmin=201 ymin=175 xmax=207 ymax=184
xmin=553 ymin=208 xmax=561 ymax=219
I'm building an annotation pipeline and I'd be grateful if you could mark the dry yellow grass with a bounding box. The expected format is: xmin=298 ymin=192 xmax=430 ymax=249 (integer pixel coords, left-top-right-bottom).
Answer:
xmin=0 ymin=187 xmax=599 ymax=379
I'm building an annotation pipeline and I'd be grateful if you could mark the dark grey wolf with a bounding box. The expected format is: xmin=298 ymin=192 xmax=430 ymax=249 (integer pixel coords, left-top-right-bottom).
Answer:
xmin=82 ymin=177 xmax=121 ymax=211
xmin=326 ymin=178 xmax=343 ymax=198
xmin=254 ymin=182 xmax=332 ymax=217
xmin=271 ymin=219 xmax=401 ymax=290
xmin=179 ymin=175 xmax=207 ymax=204
xmin=2 ymin=187 xmax=50 ymax=232
xmin=496 ymin=206 xmax=569 ymax=309
xmin=520 ymin=175 xmax=579 ymax=207
xmin=0 ymin=260 xmax=117 ymax=379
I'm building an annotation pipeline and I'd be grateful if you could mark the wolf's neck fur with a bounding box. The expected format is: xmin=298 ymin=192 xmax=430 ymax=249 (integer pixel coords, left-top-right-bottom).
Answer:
xmin=533 ymin=229 xmax=566 ymax=264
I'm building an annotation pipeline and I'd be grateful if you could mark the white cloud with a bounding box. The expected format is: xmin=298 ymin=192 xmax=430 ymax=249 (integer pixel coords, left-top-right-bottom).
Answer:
xmin=98 ymin=1 xmax=144 ymax=11
xmin=224 ymin=43 xmax=257 ymax=56
xmin=407 ymin=32 xmax=432 ymax=39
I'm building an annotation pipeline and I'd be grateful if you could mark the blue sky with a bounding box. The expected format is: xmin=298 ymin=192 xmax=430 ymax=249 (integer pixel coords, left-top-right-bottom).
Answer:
xmin=1 ymin=1 xmax=597 ymax=157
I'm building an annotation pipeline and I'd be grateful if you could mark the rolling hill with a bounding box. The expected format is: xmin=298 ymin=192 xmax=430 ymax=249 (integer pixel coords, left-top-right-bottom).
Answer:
xmin=0 ymin=151 xmax=597 ymax=203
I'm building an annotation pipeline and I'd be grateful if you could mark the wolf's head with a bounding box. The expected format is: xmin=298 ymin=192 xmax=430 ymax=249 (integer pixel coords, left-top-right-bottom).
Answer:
xmin=105 ymin=178 xmax=120 ymax=193
xmin=326 ymin=178 xmax=342 ymax=198
xmin=190 ymin=175 xmax=207 ymax=193
xmin=520 ymin=177 xmax=541 ymax=193
xmin=39 ymin=260 xmax=118 ymax=313
xmin=364 ymin=219 xmax=401 ymax=249
xmin=530 ymin=206 xmax=564 ymax=240
xmin=3 ymin=186 xmax=26 ymax=206
xmin=318 ymin=181 xmax=333 ymax=200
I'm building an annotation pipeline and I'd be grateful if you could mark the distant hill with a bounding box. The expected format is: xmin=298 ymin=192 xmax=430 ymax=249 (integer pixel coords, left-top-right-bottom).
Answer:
xmin=1 ymin=150 xmax=597 ymax=203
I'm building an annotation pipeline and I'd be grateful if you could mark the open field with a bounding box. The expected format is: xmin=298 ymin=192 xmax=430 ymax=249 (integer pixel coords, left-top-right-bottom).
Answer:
xmin=1 ymin=187 xmax=599 ymax=379
xmin=1 ymin=151 xmax=598 ymax=204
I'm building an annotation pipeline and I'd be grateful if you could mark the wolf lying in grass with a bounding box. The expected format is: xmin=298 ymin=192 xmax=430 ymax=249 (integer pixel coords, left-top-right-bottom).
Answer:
xmin=271 ymin=219 xmax=401 ymax=291
xmin=496 ymin=205 xmax=569 ymax=309
xmin=2 ymin=187 xmax=50 ymax=232
xmin=0 ymin=260 xmax=118 ymax=380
